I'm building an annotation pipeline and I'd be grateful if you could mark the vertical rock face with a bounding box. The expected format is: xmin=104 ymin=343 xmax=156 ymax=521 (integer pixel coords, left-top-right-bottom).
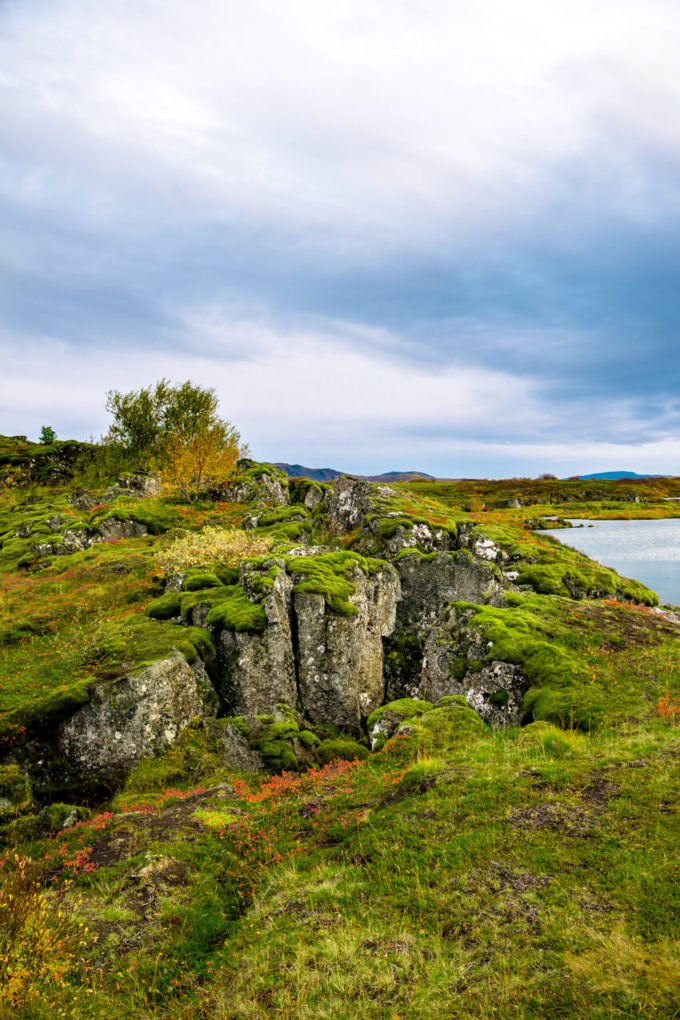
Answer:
xmin=385 ymin=551 xmax=505 ymax=703
xmin=395 ymin=551 xmax=503 ymax=636
xmin=417 ymin=612 xmax=529 ymax=727
xmin=323 ymin=477 xmax=374 ymax=533
xmin=57 ymin=653 xmax=218 ymax=784
xmin=218 ymin=566 xmax=297 ymax=714
xmin=294 ymin=563 xmax=400 ymax=733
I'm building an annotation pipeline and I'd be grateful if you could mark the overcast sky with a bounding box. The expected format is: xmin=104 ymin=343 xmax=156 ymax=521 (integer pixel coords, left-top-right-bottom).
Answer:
xmin=2 ymin=0 xmax=680 ymax=477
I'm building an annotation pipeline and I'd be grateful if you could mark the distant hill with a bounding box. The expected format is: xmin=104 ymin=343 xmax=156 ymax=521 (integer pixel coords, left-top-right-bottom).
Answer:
xmin=579 ymin=471 xmax=664 ymax=480
xmin=274 ymin=463 xmax=435 ymax=483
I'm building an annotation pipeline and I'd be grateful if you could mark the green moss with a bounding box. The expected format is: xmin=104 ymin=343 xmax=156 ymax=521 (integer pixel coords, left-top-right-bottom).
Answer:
xmin=0 ymin=536 xmax=36 ymax=571
xmin=257 ymin=721 xmax=299 ymax=742
xmin=448 ymin=658 xmax=468 ymax=681
xmin=193 ymin=808 xmax=240 ymax=829
xmin=393 ymin=702 xmax=487 ymax=758
xmin=476 ymin=523 xmax=658 ymax=606
xmin=257 ymin=505 xmax=308 ymax=526
xmin=317 ymin=738 xmax=369 ymax=764
xmin=257 ymin=739 xmax=299 ymax=771
xmin=488 ymin=689 xmax=510 ymax=707
xmin=0 ymin=764 xmax=32 ymax=817
xmin=205 ymin=586 xmax=267 ymax=633
xmin=146 ymin=592 xmax=182 ymax=620
xmin=288 ymin=478 xmax=324 ymax=504
xmin=182 ymin=570 xmax=224 ymax=592
xmin=244 ymin=561 xmax=281 ymax=595
xmin=90 ymin=500 xmax=174 ymax=535
xmin=367 ymin=699 xmax=434 ymax=731
xmin=285 ymin=550 xmax=386 ymax=618
xmin=236 ymin=459 xmax=289 ymax=486
xmin=214 ymin=566 xmax=240 ymax=586
xmin=37 ymin=802 xmax=91 ymax=833
xmin=454 ymin=595 xmax=604 ymax=729
xmin=521 ymin=720 xmax=585 ymax=758
xmin=393 ymin=548 xmax=439 ymax=563
xmin=435 ymin=695 xmax=469 ymax=707
xmin=298 ymin=729 xmax=321 ymax=748
xmin=261 ymin=521 xmax=308 ymax=542
xmin=0 ymin=678 xmax=94 ymax=743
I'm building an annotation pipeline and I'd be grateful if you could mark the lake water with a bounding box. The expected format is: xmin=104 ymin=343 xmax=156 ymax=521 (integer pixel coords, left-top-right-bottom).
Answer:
xmin=540 ymin=518 xmax=680 ymax=607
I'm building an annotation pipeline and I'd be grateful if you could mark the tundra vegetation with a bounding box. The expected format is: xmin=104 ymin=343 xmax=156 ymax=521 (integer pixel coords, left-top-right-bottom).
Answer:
xmin=0 ymin=398 xmax=679 ymax=1018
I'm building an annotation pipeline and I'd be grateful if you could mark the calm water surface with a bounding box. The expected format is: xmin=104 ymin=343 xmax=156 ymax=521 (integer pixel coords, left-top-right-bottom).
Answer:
xmin=541 ymin=518 xmax=680 ymax=606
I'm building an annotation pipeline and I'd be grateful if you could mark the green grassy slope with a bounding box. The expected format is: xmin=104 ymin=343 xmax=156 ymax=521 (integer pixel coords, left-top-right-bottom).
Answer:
xmin=1 ymin=453 xmax=679 ymax=1017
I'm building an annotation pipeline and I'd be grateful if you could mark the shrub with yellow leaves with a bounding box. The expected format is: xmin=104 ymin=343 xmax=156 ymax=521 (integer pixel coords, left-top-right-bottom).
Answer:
xmin=156 ymin=526 xmax=276 ymax=573
xmin=0 ymin=854 xmax=84 ymax=1007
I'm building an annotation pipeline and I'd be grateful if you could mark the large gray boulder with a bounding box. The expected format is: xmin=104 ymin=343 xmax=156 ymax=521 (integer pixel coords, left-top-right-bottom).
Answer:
xmin=416 ymin=609 xmax=530 ymax=727
xmin=323 ymin=477 xmax=374 ymax=533
xmin=218 ymin=564 xmax=298 ymax=714
xmin=57 ymin=653 xmax=218 ymax=784
xmin=295 ymin=562 xmax=400 ymax=732
xmin=395 ymin=550 xmax=503 ymax=636
xmin=96 ymin=518 xmax=148 ymax=542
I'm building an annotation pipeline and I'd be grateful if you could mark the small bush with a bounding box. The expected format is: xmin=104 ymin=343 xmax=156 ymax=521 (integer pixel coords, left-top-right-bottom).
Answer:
xmin=0 ymin=855 xmax=82 ymax=1007
xmin=156 ymin=527 xmax=276 ymax=573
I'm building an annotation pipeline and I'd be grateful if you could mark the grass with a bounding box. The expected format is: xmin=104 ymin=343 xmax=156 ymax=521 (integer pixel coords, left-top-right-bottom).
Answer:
xmin=2 ymin=706 xmax=679 ymax=1017
xmin=2 ymin=451 xmax=680 ymax=1016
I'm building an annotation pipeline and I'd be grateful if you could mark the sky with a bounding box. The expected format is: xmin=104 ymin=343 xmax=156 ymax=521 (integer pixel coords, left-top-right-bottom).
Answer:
xmin=2 ymin=0 xmax=680 ymax=478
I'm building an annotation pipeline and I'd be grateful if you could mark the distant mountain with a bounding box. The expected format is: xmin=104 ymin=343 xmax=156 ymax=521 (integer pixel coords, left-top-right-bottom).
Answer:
xmin=579 ymin=471 xmax=664 ymax=480
xmin=274 ymin=463 xmax=435 ymax=483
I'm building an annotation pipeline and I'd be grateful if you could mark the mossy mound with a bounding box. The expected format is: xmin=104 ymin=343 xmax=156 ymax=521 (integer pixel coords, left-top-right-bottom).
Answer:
xmin=382 ymin=701 xmax=488 ymax=761
xmin=285 ymin=550 xmax=386 ymax=617
xmin=453 ymin=594 xmax=602 ymax=729
xmin=317 ymin=738 xmax=369 ymax=764
xmin=367 ymin=698 xmax=434 ymax=732
xmin=520 ymin=720 xmax=585 ymax=758
xmin=147 ymin=583 xmax=267 ymax=633
xmin=475 ymin=522 xmax=658 ymax=605
xmin=37 ymin=802 xmax=91 ymax=834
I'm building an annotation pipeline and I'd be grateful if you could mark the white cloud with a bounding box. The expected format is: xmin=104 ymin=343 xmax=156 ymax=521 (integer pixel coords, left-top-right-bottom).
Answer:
xmin=3 ymin=310 xmax=679 ymax=476
xmin=2 ymin=0 xmax=680 ymax=245
xmin=0 ymin=315 xmax=540 ymax=444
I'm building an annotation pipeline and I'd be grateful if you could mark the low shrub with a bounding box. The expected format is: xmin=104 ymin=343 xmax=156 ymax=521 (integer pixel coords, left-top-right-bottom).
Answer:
xmin=156 ymin=527 xmax=276 ymax=573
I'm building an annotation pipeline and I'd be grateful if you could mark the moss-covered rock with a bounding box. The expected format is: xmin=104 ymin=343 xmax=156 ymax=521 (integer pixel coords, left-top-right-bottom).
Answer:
xmin=367 ymin=698 xmax=434 ymax=751
xmin=37 ymin=802 xmax=91 ymax=834
xmin=146 ymin=592 xmax=182 ymax=620
xmin=0 ymin=764 xmax=32 ymax=819
xmin=317 ymin=738 xmax=369 ymax=764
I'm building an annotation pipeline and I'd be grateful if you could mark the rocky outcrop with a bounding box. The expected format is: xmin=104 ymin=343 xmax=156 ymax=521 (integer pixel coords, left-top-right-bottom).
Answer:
xmin=211 ymin=556 xmax=401 ymax=733
xmin=102 ymin=474 xmax=162 ymax=501
xmin=295 ymin=562 xmax=400 ymax=733
xmin=57 ymin=653 xmax=218 ymax=784
xmin=95 ymin=518 xmax=148 ymax=542
xmin=216 ymin=460 xmax=290 ymax=507
xmin=215 ymin=720 xmax=266 ymax=772
xmin=394 ymin=550 xmax=503 ymax=636
xmin=415 ymin=608 xmax=530 ymax=727
xmin=217 ymin=565 xmax=298 ymax=714
xmin=384 ymin=550 xmax=506 ymax=704
xmin=323 ymin=477 xmax=374 ymax=533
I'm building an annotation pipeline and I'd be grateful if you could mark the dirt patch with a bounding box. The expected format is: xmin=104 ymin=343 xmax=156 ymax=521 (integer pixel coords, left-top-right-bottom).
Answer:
xmin=580 ymin=778 xmax=620 ymax=805
xmin=507 ymin=802 xmax=595 ymax=837
xmin=490 ymin=862 xmax=552 ymax=893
